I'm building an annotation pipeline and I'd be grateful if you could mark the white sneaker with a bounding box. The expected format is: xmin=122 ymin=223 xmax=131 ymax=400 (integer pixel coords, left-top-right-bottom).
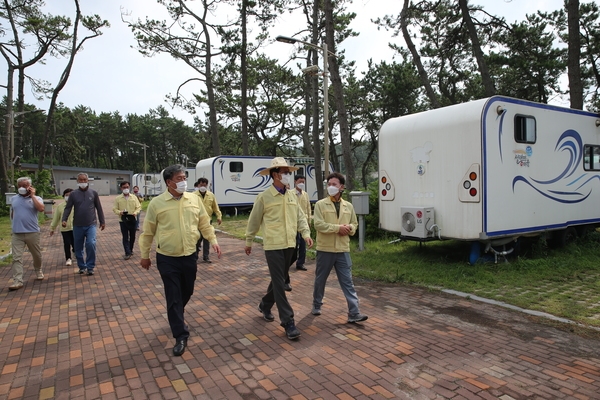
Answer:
xmin=36 ymin=270 xmax=44 ymax=280
xmin=66 ymin=258 xmax=72 ymax=266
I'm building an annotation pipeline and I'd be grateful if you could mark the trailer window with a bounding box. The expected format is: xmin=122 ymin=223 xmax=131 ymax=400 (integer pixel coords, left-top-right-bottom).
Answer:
xmin=230 ymin=162 xmax=243 ymax=173
xmin=514 ymin=115 xmax=536 ymax=144
xmin=584 ymin=145 xmax=600 ymax=171
xmin=295 ymin=167 xmax=305 ymax=176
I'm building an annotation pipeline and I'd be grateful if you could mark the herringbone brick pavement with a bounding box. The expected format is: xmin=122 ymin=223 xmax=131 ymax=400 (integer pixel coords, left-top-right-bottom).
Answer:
xmin=0 ymin=195 xmax=599 ymax=399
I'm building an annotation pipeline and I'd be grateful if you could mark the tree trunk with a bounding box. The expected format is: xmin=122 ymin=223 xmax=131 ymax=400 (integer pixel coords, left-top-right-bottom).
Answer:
xmin=458 ymin=0 xmax=495 ymax=96
xmin=240 ymin=0 xmax=250 ymax=155
xmin=0 ymin=66 xmax=14 ymax=193
xmin=401 ymin=0 xmax=441 ymax=108
xmin=362 ymin=131 xmax=378 ymax=189
xmin=15 ymin=59 xmax=25 ymax=170
xmin=567 ymin=0 xmax=583 ymax=109
xmin=302 ymin=55 xmax=315 ymax=157
xmin=203 ymin=25 xmax=221 ymax=155
xmin=324 ymin=0 xmax=354 ymax=190
xmin=312 ymin=0 xmax=323 ymax=199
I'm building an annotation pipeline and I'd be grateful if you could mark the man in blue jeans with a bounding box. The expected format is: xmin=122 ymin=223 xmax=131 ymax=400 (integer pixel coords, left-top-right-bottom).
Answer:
xmin=62 ymin=173 xmax=105 ymax=275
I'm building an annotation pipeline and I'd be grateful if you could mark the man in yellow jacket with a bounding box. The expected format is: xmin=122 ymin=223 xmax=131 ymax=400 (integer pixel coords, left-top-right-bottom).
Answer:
xmin=195 ymin=177 xmax=222 ymax=263
xmin=283 ymin=174 xmax=311 ymax=292
xmin=293 ymin=174 xmax=311 ymax=271
xmin=139 ymin=165 xmax=222 ymax=356
xmin=312 ymin=172 xmax=368 ymax=323
xmin=245 ymin=157 xmax=313 ymax=340
xmin=113 ymin=181 xmax=142 ymax=260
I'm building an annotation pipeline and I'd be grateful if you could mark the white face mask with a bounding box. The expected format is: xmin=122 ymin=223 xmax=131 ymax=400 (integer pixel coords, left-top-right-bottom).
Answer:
xmin=174 ymin=181 xmax=187 ymax=194
xmin=296 ymin=183 xmax=305 ymax=191
xmin=78 ymin=182 xmax=88 ymax=189
xmin=327 ymin=185 xmax=340 ymax=196
xmin=18 ymin=187 xmax=28 ymax=195
xmin=199 ymin=186 xmax=207 ymax=193
xmin=280 ymin=173 xmax=292 ymax=186
xmin=122 ymin=189 xmax=130 ymax=195
xmin=64 ymin=196 xmax=69 ymax=202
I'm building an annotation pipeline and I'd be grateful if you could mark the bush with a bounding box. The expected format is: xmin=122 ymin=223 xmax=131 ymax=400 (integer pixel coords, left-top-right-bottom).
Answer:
xmin=352 ymin=181 xmax=398 ymax=241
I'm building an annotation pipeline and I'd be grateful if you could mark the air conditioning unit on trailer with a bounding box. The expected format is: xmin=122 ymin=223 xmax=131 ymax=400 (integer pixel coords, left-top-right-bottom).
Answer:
xmin=400 ymin=207 xmax=435 ymax=239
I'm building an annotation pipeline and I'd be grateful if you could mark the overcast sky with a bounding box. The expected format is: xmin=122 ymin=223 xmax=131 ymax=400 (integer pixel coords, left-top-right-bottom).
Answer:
xmin=17 ymin=0 xmax=565 ymax=125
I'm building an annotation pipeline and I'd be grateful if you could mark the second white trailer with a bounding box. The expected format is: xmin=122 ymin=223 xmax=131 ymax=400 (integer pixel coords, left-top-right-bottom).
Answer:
xmin=196 ymin=155 xmax=332 ymax=209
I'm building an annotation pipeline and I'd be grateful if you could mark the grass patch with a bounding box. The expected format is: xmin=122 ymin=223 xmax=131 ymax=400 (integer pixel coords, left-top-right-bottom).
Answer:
xmin=351 ymin=235 xmax=600 ymax=327
xmin=218 ymin=214 xmax=254 ymax=240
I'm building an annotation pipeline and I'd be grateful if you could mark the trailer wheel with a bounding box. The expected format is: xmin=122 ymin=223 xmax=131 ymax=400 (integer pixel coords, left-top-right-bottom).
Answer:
xmin=575 ymin=225 xmax=593 ymax=238
xmin=547 ymin=227 xmax=577 ymax=248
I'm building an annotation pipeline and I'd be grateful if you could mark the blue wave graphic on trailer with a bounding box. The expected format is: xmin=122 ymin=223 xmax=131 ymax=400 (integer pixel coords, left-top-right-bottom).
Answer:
xmin=512 ymin=129 xmax=600 ymax=203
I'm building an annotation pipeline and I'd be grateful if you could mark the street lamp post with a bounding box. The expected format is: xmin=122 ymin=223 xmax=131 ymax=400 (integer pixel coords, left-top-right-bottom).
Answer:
xmin=276 ymin=35 xmax=331 ymax=179
xmin=128 ymin=141 xmax=148 ymax=199
xmin=4 ymin=109 xmax=44 ymax=192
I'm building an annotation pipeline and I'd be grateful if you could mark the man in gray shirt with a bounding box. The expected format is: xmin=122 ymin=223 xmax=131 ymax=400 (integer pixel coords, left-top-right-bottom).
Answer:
xmin=62 ymin=173 xmax=105 ymax=275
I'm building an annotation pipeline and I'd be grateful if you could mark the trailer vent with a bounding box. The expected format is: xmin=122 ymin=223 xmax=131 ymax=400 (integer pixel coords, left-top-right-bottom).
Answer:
xmin=400 ymin=207 xmax=435 ymax=239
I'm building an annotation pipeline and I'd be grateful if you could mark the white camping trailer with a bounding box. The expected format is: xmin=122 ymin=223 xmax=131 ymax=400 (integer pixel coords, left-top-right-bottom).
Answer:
xmin=195 ymin=155 xmax=333 ymax=209
xmin=379 ymin=96 xmax=600 ymax=260
xmin=132 ymin=173 xmax=164 ymax=197
xmin=185 ymin=168 xmax=197 ymax=189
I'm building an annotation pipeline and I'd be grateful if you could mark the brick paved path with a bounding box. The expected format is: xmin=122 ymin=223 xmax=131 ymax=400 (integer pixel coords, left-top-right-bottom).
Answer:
xmin=0 ymin=195 xmax=599 ymax=399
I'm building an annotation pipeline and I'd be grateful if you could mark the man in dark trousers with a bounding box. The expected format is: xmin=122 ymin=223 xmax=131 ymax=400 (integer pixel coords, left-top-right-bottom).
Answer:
xmin=139 ymin=164 xmax=222 ymax=357
xmin=62 ymin=173 xmax=105 ymax=276
xmin=245 ymin=157 xmax=313 ymax=340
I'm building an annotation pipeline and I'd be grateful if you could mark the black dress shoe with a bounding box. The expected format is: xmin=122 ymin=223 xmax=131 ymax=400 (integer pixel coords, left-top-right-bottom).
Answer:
xmin=258 ymin=303 xmax=275 ymax=322
xmin=173 ymin=339 xmax=187 ymax=356
xmin=296 ymin=265 xmax=307 ymax=271
xmin=284 ymin=283 xmax=292 ymax=292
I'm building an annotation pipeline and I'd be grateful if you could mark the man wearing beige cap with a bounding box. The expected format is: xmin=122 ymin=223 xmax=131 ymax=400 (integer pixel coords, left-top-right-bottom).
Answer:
xmin=245 ymin=157 xmax=313 ymax=340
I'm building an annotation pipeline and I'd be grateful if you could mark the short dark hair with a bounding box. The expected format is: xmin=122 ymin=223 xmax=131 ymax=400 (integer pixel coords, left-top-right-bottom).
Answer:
xmin=326 ymin=172 xmax=345 ymax=185
xmin=63 ymin=188 xmax=73 ymax=196
xmin=163 ymin=164 xmax=186 ymax=182
xmin=197 ymin=177 xmax=209 ymax=185
xmin=294 ymin=174 xmax=305 ymax=182
xmin=119 ymin=181 xmax=130 ymax=188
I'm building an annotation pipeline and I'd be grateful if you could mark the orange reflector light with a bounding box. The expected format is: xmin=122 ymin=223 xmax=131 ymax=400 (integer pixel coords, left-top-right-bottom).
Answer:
xmin=469 ymin=172 xmax=477 ymax=181
xmin=382 ymin=190 xmax=387 ymax=196
xmin=469 ymin=188 xmax=477 ymax=197
xmin=381 ymin=176 xmax=387 ymax=183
